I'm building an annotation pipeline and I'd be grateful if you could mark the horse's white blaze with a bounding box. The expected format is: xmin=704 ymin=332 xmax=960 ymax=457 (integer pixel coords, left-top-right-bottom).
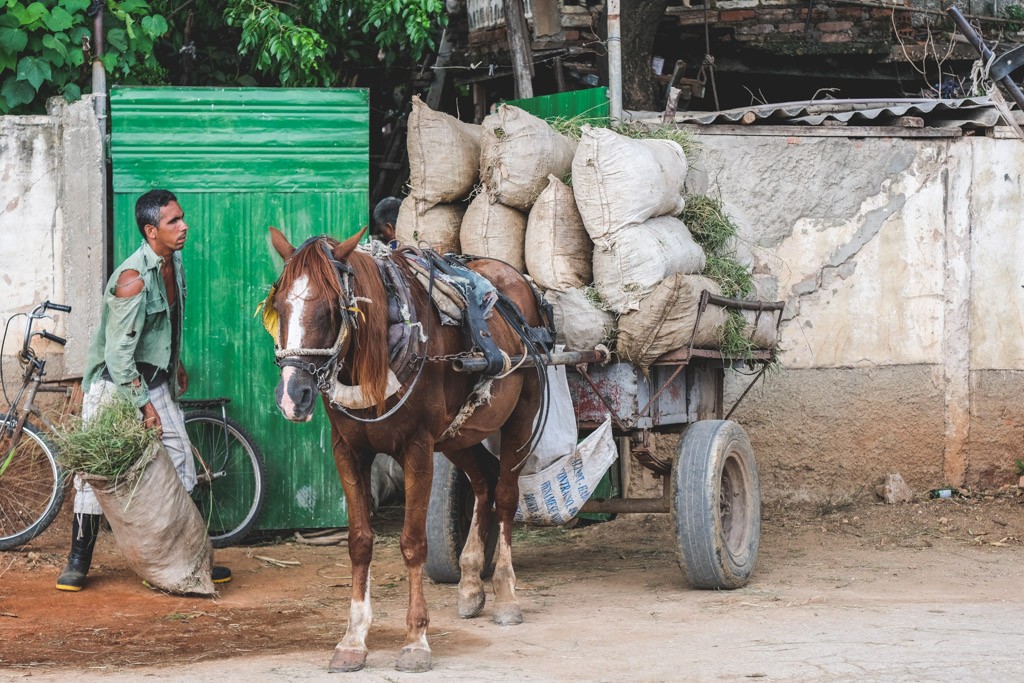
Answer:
xmin=278 ymin=274 xmax=314 ymax=422
xmin=283 ymin=274 xmax=311 ymax=350
xmin=338 ymin=581 xmax=372 ymax=650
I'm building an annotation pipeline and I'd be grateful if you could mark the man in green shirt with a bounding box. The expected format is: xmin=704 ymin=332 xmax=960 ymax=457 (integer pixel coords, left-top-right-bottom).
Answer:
xmin=56 ymin=189 xmax=231 ymax=591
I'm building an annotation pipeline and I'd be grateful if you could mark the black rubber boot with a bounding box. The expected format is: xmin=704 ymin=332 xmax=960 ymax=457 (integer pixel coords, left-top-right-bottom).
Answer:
xmin=55 ymin=513 xmax=102 ymax=591
xmin=212 ymin=565 xmax=232 ymax=584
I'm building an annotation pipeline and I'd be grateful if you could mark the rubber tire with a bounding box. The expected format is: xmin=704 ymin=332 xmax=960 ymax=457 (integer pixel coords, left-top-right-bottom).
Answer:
xmin=0 ymin=416 xmax=65 ymax=550
xmin=671 ymin=420 xmax=760 ymax=589
xmin=183 ymin=411 xmax=267 ymax=548
xmin=424 ymin=453 xmax=497 ymax=584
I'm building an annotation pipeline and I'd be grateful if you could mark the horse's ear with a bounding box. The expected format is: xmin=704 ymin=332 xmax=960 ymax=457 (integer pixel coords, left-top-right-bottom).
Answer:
xmin=333 ymin=225 xmax=368 ymax=261
xmin=269 ymin=226 xmax=295 ymax=260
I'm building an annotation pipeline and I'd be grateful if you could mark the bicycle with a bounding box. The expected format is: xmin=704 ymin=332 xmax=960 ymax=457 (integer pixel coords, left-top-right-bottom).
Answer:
xmin=181 ymin=398 xmax=266 ymax=548
xmin=0 ymin=300 xmax=72 ymax=551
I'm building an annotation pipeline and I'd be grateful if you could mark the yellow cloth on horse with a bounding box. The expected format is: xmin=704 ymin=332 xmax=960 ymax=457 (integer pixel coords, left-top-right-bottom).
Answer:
xmin=255 ymin=285 xmax=280 ymax=344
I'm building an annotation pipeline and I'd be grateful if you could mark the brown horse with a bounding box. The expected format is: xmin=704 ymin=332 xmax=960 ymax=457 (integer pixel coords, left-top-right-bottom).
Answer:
xmin=267 ymin=227 xmax=545 ymax=673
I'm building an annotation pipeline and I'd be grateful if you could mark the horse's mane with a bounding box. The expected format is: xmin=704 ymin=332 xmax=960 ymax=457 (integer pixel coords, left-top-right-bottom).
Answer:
xmin=277 ymin=239 xmax=390 ymax=415
xmin=346 ymin=248 xmax=390 ymax=414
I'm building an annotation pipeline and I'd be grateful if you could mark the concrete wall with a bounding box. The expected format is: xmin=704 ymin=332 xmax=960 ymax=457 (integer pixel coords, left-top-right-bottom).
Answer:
xmin=0 ymin=96 xmax=105 ymax=389
xmin=687 ymin=130 xmax=1024 ymax=498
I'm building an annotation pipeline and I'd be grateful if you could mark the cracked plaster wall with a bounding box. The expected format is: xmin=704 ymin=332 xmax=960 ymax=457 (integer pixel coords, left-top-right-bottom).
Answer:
xmin=691 ymin=133 xmax=1024 ymax=496
xmin=0 ymin=97 xmax=105 ymax=387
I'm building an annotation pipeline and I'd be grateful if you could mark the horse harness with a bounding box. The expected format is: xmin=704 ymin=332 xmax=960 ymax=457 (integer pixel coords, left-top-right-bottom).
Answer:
xmin=274 ymin=236 xmax=556 ymax=441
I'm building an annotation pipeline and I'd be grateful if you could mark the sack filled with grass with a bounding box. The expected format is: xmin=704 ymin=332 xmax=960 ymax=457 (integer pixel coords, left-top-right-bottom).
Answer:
xmin=58 ymin=395 xmax=215 ymax=596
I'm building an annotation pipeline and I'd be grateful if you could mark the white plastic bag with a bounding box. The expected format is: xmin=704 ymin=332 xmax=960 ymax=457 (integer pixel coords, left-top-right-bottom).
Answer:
xmin=514 ymin=418 xmax=617 ymax=526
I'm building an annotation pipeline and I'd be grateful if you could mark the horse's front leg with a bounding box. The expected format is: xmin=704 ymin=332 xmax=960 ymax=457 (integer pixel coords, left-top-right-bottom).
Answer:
xmin=395 ymin=437 xmax=435 ymax=672
xmin=328 ymin=442 xmax=375 ymax=673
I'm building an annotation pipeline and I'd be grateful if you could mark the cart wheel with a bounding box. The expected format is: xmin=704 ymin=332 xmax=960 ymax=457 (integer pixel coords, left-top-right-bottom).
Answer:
xmin=671 ymin=420 xmax=760 ymax=589
xmin=424 ymin=453 xmax=497 ymax=584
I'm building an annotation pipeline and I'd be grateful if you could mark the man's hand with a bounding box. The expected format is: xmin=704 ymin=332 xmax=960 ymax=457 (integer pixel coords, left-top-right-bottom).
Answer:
xmin=177 ymin=363 xmax=188 ymax=395
xmin=141 ymin=402 xmax=163 ymax=437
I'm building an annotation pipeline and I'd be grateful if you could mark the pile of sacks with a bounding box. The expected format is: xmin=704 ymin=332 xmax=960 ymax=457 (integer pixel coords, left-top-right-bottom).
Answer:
xmin=398 ymin=99 xmax=778 ymax=369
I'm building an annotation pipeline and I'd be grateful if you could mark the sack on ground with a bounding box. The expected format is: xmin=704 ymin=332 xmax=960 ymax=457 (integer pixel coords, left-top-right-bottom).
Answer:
xmin=82 ymin=441 xmax=215 ymax=596
xmin=544 ymin=287 xmax=616 ymax=351
xmin=572 ymin=125 xmax=688 ymax=247
xmin=396 ymin=196 xmax=464 ymax=253
xmin=617 ymin=274 xmax=727 ymax=370
xmin=525 ymin=175 xmax=593 ymax=291
xmin=408 ymin=96 xmax=482 ymax=207
xmin=480 ymin=105 xmax=577 ymax=211
xmin=592 ymin=215 xmax=706 ymax=313
xmin=460 ymin=190 xmax=528 ymax=272
xmin=515 ymin=418 xmax=617 ymax=526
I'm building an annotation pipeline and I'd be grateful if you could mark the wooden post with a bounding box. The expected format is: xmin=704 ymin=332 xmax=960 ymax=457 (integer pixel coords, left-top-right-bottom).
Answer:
xmin=504 ymin=0 xmax=534 ymax=99
xmin=473 ymin=82 xmax=488 ymax=124
xmin=554 ymin=56 xmax=567 ymax=93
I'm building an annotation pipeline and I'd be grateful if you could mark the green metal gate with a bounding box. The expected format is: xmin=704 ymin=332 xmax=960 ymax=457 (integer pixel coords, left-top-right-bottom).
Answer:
xmin=110 ymin=87 xmax=369 ymax=530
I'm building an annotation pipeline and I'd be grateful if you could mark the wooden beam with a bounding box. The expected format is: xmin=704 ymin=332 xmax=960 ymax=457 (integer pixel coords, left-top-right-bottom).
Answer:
xmin=503 ymin=0 xmax=534 ymax=99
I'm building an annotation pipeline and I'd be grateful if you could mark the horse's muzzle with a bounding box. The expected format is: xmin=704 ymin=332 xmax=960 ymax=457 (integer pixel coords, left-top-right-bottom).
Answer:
xmin=276 ymin=367 xmax=316 ymax=422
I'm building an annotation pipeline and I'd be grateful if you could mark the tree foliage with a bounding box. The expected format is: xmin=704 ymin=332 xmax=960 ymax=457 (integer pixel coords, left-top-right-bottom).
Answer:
xmin=1 ymin=0 xmax=447 ymax=114
xmin=0 ymin=0 xmax=166 ymax=114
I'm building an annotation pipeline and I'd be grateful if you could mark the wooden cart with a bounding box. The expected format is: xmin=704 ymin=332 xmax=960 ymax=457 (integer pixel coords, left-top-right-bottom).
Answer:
xmin=424 ymin=293 xmax=785 ymax=590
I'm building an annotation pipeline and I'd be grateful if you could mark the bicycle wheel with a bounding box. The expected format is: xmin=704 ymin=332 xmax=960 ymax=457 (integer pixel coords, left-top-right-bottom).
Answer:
xmin=183 ymin=410 xmax=266 ymax=548
xmin=0 ymin=415 xmax=65 ymax=550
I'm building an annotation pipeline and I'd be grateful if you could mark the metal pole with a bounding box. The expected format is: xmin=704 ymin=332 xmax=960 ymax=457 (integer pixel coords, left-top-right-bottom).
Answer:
xmin=947 ymin=6 xmax=1024 ymax=110
xmin=607 ymin=0 xmax=622 ymax=121
xmin=451 ymin=348 xmax=609 ymax=373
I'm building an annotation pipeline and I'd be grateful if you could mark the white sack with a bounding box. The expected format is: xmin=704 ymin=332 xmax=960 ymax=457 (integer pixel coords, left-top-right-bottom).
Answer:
xmin=460 ymin=190 xmax=528 ymax=272
xmin=482 ymin=347 xmax=578 ymax=471
xmin=396 ymin=196 xmax=463 ymax=253
xmin=544 ymin=287 xmax=616 ymax=351
xmin=407 ymin=96 xmax=482 ymax=207
xmin=592 ymin=215 xmax=706 ymax=313
xmin=514 ymin=418 xmax=617 ymax=526
xmin=480 ymin=105 xmax=577 ymax=210
xmin=617 ymin=274 xmax=728 ymax=370
xmin=743 ymin=308 xmax=780 ymax=349
xmin=83 ymin=442 xmax=215 ymax=596
xmin=572 ymin=125 xmax=688 ymax=246
xmin=525 ymin=175 xmax=593 ymax=291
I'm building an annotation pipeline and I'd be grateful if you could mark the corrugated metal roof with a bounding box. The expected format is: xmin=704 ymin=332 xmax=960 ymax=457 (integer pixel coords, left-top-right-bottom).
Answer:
xmin=644 ymin=96 xmax=1019 ymax=128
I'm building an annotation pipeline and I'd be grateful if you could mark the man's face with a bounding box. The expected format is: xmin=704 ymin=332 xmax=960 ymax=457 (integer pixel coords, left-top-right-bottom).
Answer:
xmin=147 ymin=201 xmax=188 ymax=255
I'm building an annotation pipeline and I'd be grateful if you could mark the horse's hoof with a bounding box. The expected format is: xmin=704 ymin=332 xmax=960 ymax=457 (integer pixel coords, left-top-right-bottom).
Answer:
xmin=396 ymin=647 xmax=432 ymax=673
xmin=328 ymin=647 xmax=368 ymax=672
xmin=457 ymin=589 xmax=485 ymax=619
xmin=492 ymin=602 xmax=523 ymax=626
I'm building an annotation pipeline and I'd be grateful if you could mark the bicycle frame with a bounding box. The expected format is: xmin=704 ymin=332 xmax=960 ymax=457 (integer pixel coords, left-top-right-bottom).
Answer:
xmin=2 ymin=301 xmax=71 ymax=455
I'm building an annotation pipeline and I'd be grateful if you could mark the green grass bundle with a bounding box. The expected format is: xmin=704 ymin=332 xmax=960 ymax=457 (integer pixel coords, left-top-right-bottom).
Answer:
xmin=683 ymin=195 xmax=737 ymax=255
xmin=58 ymin=395 xmax=158 ymax=481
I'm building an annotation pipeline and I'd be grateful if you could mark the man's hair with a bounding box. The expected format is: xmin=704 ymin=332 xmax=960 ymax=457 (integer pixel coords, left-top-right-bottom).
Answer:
xmin=135 ymin=189 xmax=178 ymax=238
xmin=372 ymin=197 xmax=402 ymax=237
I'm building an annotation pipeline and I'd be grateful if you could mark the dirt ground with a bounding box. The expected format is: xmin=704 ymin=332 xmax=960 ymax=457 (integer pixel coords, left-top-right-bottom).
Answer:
xmin=3 ymin=488 xmax=1024 ymax=682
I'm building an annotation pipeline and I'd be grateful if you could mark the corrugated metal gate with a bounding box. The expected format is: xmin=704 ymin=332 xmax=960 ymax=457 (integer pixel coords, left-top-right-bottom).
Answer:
xmin=109 ymin=87 xmax=369 ymax=530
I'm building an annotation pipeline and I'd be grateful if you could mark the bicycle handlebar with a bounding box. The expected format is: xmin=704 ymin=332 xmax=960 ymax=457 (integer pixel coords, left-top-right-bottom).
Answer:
xmin=43 ymin=301 xmax=71 ymax=313
xmin=39 ymin=330 xmax=67 ymax=346
xmin=21 ymin=300 xmax=72 ymax=355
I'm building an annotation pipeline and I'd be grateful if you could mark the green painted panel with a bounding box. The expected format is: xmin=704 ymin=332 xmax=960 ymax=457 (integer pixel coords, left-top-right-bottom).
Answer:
xmin=508 ymin=87 xmax=610 ymax=124
xmin=110 ymin=87 xmax=368 ymax=192
xmin=111 ymin=87 xmax=369 ymax=531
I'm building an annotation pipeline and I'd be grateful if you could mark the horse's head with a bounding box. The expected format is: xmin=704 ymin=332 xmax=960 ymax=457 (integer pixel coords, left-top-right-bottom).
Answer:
xmin=268 ymin=226 xmax=365 ymax=422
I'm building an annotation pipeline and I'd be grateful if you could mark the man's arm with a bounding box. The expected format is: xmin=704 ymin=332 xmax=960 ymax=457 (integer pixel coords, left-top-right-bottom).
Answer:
xmin=106 ymin=269 xmax=162 ymax=433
